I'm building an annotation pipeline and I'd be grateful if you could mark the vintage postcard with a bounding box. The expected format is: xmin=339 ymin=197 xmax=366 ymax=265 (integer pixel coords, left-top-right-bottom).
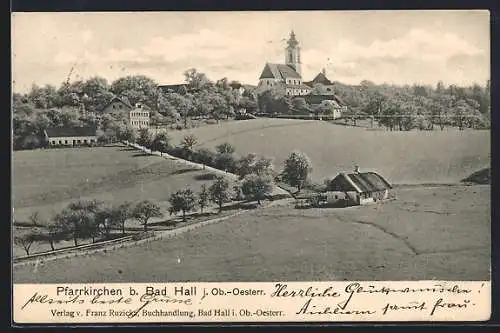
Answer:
xmin=11 ymin=10 xmax=491 ymax=324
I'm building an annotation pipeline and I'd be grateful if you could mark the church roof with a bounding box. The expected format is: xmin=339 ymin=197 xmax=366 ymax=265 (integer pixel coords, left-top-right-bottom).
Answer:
xmin=311 ymin=72 xmax=333 ymax=85
xmin=259 ymin=63 xmax=301 ymax=80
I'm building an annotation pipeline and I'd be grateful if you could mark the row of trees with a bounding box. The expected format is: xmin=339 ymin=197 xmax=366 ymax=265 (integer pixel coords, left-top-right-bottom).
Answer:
xmin=14 ymin=175 xmax=233 ymax=255
xmin=13 ymin=69 xmax=259 ymax=150
xmin=257 ymin=80 xmax=491 ymax=131
xmin=14 ymin=143 xmax=315 ymax=256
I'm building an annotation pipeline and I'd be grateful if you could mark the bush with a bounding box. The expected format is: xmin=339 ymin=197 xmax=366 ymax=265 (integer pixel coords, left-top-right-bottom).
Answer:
xmin=167 ymin=146 xmax=189 ymax=159
xmin=192 ymin=148 xmax=217 ymax=167
xmin=215 ymin=153 xmax=238 ymax=173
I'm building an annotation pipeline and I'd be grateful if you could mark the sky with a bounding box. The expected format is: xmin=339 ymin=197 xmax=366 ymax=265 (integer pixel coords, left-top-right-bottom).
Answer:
xmin=12 ymin=10 xmax=490 ymax=93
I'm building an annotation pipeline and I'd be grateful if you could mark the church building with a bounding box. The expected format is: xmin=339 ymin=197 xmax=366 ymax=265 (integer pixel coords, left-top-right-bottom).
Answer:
xmin=257 ymin=31 xmax=313 ymax=96
xmin=256 ymin=30 xmax=346 ymax=102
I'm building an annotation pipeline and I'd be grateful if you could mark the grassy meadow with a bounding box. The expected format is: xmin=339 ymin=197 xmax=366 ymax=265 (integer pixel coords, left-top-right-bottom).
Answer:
xmin=13 ymin=185 xmax=490 ymax=282
xmin=169 ymin=118 xmax=490 ymax=184
xmin=12 ymin=144 xmax=228 ymax=224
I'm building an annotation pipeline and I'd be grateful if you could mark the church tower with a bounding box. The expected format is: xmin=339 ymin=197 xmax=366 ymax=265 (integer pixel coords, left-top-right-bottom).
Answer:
xmin=285 ymin=30 xmax=301 ymax=77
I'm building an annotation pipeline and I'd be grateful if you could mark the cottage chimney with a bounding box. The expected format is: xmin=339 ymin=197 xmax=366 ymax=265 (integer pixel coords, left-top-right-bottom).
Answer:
xmin=322 ymin=68 xmax=326 ymax=75
xmin=354 ymin=165 xmax=360 ymax=173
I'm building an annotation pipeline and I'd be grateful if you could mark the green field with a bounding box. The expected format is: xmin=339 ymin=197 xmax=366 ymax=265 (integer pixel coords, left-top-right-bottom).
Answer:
xmin=13 ymin=185 xmax=490 ymax=282
xmin=12 ymin=120 xmax=490 ymax=282
xmin=12 ymin=144 xmax=226 ymax=224
xmin=169 ymin=119 xmax=490 ymax=184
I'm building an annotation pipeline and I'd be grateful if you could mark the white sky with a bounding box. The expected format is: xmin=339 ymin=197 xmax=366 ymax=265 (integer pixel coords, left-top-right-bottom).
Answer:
xmin=12 ymin=10 xmax=490 ymax=92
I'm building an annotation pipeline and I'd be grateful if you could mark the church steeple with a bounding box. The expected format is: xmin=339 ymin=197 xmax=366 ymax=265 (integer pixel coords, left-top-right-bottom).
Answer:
xmin=285 ymin=30 xmax=301 ymax=77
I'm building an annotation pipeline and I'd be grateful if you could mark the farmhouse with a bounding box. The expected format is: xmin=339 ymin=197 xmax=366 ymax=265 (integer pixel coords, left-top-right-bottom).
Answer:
xmin=326 ymin=167 xmax=393 ymax=205
xmin=44 ymin=126 xmax=98 ymax=147
xmin=101 ymin=97 xmax=151 ymax=130
xmin=101 ymin=96 xmax=133 ymax=114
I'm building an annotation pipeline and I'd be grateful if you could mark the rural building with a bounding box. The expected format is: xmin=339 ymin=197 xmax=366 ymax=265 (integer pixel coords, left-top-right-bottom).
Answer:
xmin=101 ymin=96 xmax=133 ymax=114
xmin=44 ymin=126 xmax=98 ymax=147
xmin=101 ymin=97 xmax=151 ymax=130
xmin=325 ymin=167 xmax=393 ymax=205
xmin=158 ymin=84 xmax=191 ymax=95
xmin=129 ymin=103 xmax=151 ymax=130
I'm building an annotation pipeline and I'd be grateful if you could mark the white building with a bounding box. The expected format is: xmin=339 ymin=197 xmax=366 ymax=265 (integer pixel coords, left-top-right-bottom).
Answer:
xmin=44 ymin=127 xmax=98 ymax=147
xmin=129 ymin=103 xmax=150 ymax=130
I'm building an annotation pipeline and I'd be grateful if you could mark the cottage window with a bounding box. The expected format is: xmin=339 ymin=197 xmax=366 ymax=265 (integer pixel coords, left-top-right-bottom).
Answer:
xmin=77 ymin=140 xmax=81 ymax=144
xmin=65 ymin=140 xmax=68 ymax=144
xmin=58 ymin=140 xmax=62 ymax=144
xmin=84 ymin=139 xmax=88 ymax=143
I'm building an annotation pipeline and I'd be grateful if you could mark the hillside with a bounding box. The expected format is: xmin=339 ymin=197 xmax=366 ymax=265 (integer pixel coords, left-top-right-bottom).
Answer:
xmin=12 ymin=145 xmax=231 ymax=224
xmin=169 ymin=119 xmax=491 ymax=184
xmin=13 ymin=185 xmax=490 ymax=282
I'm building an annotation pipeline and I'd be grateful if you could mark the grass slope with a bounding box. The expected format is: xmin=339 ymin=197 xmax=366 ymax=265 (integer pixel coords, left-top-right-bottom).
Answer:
xmin=169 ymin=119 xmax=490 ymax=184
xmin=13 ymin=185 xmax=490 ymax=282
xmin=12 ymin=144 xmax=229 ymax=224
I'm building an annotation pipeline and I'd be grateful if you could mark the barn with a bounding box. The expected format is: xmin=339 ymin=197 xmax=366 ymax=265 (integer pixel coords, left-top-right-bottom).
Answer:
xmin=326 ymin=168 xmax=393 ymax=205
xmin=44 ymin=126 xmax=98 ymax=147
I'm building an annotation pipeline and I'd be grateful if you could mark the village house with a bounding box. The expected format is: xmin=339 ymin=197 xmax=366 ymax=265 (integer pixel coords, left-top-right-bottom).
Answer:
xmin=101 ymin=96 xmax=151 ymax=130
xmin=325 ymin=166 xmax=393 ymax=206
xmin=129 ymin=103 xmax=151 ymax=130
xmin=101 ymin=96 xmax=133 ymax=114
xmin=44 ymin=126 xmax=98 ymax=147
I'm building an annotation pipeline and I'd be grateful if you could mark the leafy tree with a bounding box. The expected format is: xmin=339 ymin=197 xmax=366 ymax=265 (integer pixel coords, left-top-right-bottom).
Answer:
xmin=169 ymin=188 xmax=197 ymax=221
xmin=236 ymin=153 xmax=257 ymax=179
xmin=137 ymin=128 xmax=153 ymax=148
xmin=68 ymin=200 xmax=102 ymax=243
xmin=152 ymin=132 xmax=170 ymax=154
xmin=193 ymin=148 xmax=216 ymax=168
xmin=215 ymin=153 xmax=237 ymax=173
xmin=216 ymin=142 xmax=235 ymax=154
xmin=117 ymin=124 xmax=138 ymax=143
xmin=14 ymin=230 xmax=40 ymax=255
xmin=236 ymin=154 xmax=274 ymax=179
xmin=241 ymin=173 xmax=274 ymax=205
xmin=46 ymin=223 xmax=61 ymax=251
xmin=55 ymin=200 xmax=101 ymax=246
xmin=165 ymin=92 xmax=194 ymax=128
xmin=110 ymin=75 xmax=159 ymax=109
xmin=281 ymin=151 xmax=313 ymax=193
xmin=198 ymin=184 xmax=210 ymax=213
xmin=112 ymin=202 xmax=132 ymax=235
xmin=209 ymin=176 xmax=232 ymax=213
xmin=132 ymin=200 xmax=163 ymax=231
xmin=184 ymin=68 xmax=211 ymax=91
xmin=81 ymin=76 xmax=114 ymax=113
xmin=254 ymin=156 xmax=274 ymax=176
xmin=29 ymin=212 xmax=43 ymax=227
xmin=181 ymin=134 xmax=198 ymax=155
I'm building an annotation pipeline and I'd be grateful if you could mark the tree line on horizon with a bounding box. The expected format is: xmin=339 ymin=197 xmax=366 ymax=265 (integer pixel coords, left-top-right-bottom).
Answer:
xmin=13 ymin=69 xmax=491 ymax=150
xmin=258 ymin=79 xmax=491 ymax=131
